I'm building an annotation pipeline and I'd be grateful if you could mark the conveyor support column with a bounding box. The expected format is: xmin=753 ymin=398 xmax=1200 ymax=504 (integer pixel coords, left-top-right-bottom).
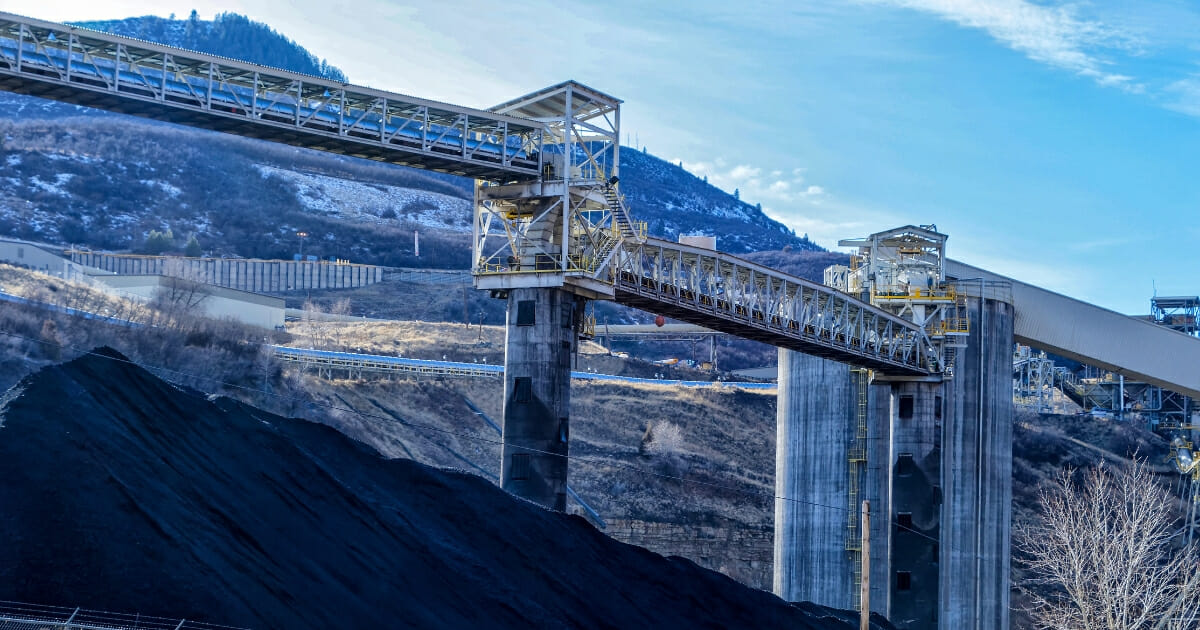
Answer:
xmin=500 ymin=288 xmax=576 ymax=510
xmin=773 ymin=349 xmax=856 ymax=607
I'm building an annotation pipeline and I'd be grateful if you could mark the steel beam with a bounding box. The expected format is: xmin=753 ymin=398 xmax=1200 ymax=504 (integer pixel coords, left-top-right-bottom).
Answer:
xmin=0 ymin=12 xmax=542 ymax=180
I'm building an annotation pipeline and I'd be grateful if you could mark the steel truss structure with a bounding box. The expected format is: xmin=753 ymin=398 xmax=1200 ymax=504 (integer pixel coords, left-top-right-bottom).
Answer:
xmin=473 ymin=81 xmax=644 ymax=296
xmin=1152 ymin=296 xmax=1199 ymax=335
xmin=0 ymin=12 xmax=542 ymax=179
xmin=274 ymin=346 xmax=503 ymax=380
xmin=0 ymin=12 xmax=945 ymax=376
xmin=1012 ymin=345 xmax=1074 ymax=412
xmin=610 ymin=238 xmax=938 ymax=375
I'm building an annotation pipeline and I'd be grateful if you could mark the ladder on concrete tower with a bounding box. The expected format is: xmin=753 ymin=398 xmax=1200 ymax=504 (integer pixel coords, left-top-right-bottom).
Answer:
xmin=940 ymin=292 xmax=970 ymax=375
xmin=846 ymin=368 xmax=869 ymax=611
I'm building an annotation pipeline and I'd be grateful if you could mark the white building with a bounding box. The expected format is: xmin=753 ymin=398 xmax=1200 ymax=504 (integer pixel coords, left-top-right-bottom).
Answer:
xmin=94 ymin=274 xmax=285 ymax=330
xmin=0 ymin=238 xmax=104 ymax=280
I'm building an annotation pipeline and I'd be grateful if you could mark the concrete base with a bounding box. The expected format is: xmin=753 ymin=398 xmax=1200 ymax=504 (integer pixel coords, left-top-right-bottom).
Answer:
xmin=500 ymin=287 xmax=578 ymax=511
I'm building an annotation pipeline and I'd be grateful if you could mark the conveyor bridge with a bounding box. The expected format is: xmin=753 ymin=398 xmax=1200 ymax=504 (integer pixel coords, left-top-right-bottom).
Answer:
xmin=609 ymin=238 xmax=936 ymax=375
xmin=0 ymin=12 xmax=542 ymax=179
xmin=948 ymin=261 xmax=1200 ymax=400
xmin=2 ymin=11 xmax=1196 ymax=394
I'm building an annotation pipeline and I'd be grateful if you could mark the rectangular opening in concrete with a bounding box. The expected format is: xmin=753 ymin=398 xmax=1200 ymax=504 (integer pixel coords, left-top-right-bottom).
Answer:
xmin=897 ymin=512 xmax=913 ymax=530
xmin=897 ymin=453 xmax=914 ymax=476
xmin=560 ymin=300 xmax=573 ymax=328
xmin=899 ymin=395 xmax=914 ymax=420
xmin=897 ymin=571 xmax=912 ymax=591
xmin=517 ymin=300 xmax=536 ymax=326
xmin=935 ymin=395 xmax=943 ymax=419
xmin=514 ymin=377 xmax=532 ymax=402
xmin=510 ymin=453 xmax=531 ymax=480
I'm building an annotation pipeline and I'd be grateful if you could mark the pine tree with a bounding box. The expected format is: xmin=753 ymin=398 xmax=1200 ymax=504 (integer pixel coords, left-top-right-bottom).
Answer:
xmin=184 ymin=234 xmax=202 ymax=257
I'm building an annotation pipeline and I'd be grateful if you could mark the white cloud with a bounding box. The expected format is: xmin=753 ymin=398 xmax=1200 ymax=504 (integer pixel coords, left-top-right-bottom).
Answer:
xmin=869 ymin=0 xmax=1140 ymax=90
xmin=672 ymin=157 xmax=902 ymax=247
xmin=1164 ymin=77 xmax=1200 ymax=117
xmin=677 ymin=158 xmax=827 ymax=207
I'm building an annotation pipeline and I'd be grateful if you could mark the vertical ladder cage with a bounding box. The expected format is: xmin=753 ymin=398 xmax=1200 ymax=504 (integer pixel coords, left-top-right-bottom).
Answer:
xmin=847 ymin=367 xmax=870 ymax=611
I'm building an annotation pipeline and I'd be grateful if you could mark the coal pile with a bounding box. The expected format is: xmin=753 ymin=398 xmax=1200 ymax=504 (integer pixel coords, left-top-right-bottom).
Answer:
xmin=0 ymin=348 xmax=889 ymax=629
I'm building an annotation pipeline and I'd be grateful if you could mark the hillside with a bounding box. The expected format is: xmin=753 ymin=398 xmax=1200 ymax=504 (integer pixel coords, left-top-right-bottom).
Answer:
xmin=0 ymin=348 xmax=893 ymax=630
xmin=73 ymin=12 xmax=347 ymax=82
xmin=0 ymin=13 xmax=820 ymax=264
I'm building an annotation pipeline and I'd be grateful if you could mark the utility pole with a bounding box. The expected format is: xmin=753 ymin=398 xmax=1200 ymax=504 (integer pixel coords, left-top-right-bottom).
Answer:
xmin=860 ymin=500 xmax=870 ymax=630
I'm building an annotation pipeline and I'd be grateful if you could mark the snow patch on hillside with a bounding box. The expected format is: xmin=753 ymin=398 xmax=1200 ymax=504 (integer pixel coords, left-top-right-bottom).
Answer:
xmin=29 ymin=174 xmax=74 ymax=196
xmin=140 ymin=180 xmax=182 ymax=198
xmin=256 ymin=165 xmax=471 ymax=230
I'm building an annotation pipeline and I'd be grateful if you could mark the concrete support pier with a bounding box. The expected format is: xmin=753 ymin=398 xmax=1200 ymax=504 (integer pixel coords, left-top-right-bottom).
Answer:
xmin=864 ymin=381 xmax=893 ymax=619
xmin=885 ymin=380 xmax=944 ymax=629
xmin=500 ymin=287 xmax=577 ymax=511
xmin=773 ymin=350 xmax=856 ymax=608
xmin=940 ymin=293 xmax=1014 ymax=630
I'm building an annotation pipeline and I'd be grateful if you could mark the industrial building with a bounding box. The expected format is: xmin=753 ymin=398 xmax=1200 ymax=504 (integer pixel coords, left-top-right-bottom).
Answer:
xmin=0 ymin=237 xmax=105 ymax=280
xmin=93 ymin=274 xmax=285 ymax=330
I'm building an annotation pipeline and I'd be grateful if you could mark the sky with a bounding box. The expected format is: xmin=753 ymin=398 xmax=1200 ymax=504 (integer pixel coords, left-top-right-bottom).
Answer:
xmin=6 ymin=0 xmax=1200 ymax=314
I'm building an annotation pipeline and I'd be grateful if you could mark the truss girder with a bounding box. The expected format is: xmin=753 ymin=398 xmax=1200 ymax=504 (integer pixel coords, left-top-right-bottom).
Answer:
xmin=607 ymin=238 xmax=936 ymax=376
xmin=0 ymin=12 xmax=543 ymax=179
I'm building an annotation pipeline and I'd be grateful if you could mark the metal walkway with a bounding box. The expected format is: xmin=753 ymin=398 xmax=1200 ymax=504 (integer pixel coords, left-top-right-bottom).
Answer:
xmin=948 ymin=260 xmax=1200 ymax=399
xmin=610 ymin=238 xmax=937 ymax=376
xmin=0 ymin=12 xmax=542 ymax=179
xmin=0 ymin=11 xmax=938 ymax=378
xmin=0 ymin=600 xmax=244 ymax=630
xmin=271 ymin=345 xmax=776 ymax=389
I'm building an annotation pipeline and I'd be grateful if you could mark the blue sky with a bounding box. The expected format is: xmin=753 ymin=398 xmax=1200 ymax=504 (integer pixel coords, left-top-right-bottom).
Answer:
xmin=12 ymin=0 xmax=1200 ymax=314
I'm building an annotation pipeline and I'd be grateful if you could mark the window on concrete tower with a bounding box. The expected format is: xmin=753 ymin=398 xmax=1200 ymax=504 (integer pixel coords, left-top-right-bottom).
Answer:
xmin=897 ymin=571 xmax=912 ymax=591
xmin=514 ymin=377 xmax=532 ymax=403
xmin=517 ymin=300 xmax=536 ymax=326
xmin=897 ymin=452 xmax=915 ymax=476
xmin=510 ymin=453 xmax=531 ymax=480
xmin=899 ymin=395 xmax=914 ymax=420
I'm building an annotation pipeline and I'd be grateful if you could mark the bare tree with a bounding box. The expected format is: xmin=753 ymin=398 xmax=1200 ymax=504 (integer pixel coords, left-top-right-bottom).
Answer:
xmin=301 ymin=299 xmax=329 ymax=349
xmin=1016 ymin=459 xmax=1200 ymax=630
xmin=329 ymin=298 xmax=352 ymax=350
xmin=156 ymin=257 xmax=212 ymax=313
xmin=646 ymin=421 xmax=685 ymax=457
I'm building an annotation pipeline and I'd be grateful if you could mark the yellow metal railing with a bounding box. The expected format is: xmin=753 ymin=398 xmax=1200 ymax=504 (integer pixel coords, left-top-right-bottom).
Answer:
xmin=872 ymin=287 xmax=959 ymax=301
xmin=939 ymin=317 xmax=970 ymax=334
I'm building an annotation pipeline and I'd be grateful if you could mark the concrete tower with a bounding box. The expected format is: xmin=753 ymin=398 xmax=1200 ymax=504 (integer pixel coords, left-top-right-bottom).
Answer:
xmin=940 ymin=289 xmax=1014 ymax=630
xmin=500 ymin=288 xmax=578 ymax=511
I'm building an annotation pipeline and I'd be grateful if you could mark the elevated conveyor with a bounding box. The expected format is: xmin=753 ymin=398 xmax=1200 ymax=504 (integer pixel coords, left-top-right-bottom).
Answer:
xmin=948 ymin=260 xmax=1200 ymax=399
xmin=0 ymin=12 xmax=543 ymax=179
xmin=610 ymin=238 xmax=938 ymax=376
xmin=0 ymin=13 xmax=940 ymax=378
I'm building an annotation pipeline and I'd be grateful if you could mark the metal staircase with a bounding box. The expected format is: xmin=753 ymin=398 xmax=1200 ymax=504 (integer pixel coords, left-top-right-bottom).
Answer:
xmin=603 ymin=184 xmax=642 ymax=240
